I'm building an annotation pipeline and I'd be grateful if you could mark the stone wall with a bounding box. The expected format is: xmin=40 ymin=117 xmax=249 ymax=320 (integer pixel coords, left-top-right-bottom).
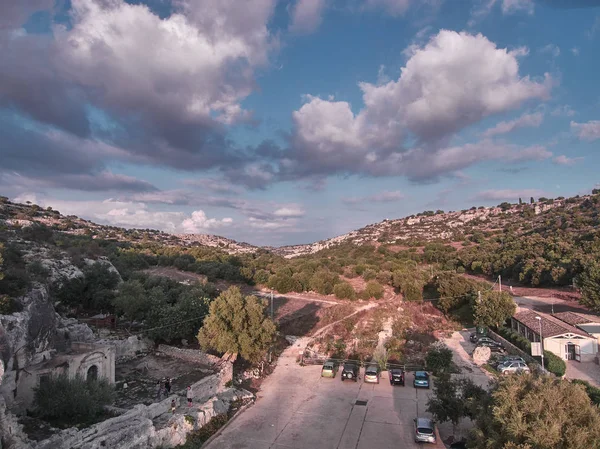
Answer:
xmin=157 ymin=345 xmax=221 ymax=366
xmin=97 ymin=336 xmax=153 ymax=360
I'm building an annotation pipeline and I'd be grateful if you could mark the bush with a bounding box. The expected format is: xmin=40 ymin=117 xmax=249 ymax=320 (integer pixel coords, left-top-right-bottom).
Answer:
xmin=362 ymin=280 xmax=384 ymax=299
xmin=572 ymin=379 xmax=600 ymax=406
xmin=545 ymin=350 xmax=566 ymax=377
xmin=309 ymin=269 xmax=339 ymax=295
xmin=333 ymin=282 xmax=356 ymax=300
xmin=362 ymin=268 xmax=377 ymax=281
xmin=426 ymin=342 xmax=453 ymax=376
xmin=34 ymin=374 xmax=115 ymax=425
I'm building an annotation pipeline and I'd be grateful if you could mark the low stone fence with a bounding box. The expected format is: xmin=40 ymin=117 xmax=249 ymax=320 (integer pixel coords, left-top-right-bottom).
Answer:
xmin=157 ymin=345 xmax=221 ymax=366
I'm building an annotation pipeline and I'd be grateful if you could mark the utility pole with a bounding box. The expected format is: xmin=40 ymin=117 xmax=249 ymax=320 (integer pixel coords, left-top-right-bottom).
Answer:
xmin=536 ymin=316 xmax=544 ymax=371
xmin=499 ymin=275 xmax=502 ymax=292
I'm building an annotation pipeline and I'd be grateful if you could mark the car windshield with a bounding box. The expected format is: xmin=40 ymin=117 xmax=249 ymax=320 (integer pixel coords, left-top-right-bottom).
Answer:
xmin=417 ymin=427 xmax=433 ymax=434
xmin=343 ymin=365 xmax=354 ymax=370
xmin=323 ymin=364 xmax=333 ymax=370
xmin=415 ymin=372 xmax=427 ymax=379
xmin=366 ymin=369 xmax=377 ymax=375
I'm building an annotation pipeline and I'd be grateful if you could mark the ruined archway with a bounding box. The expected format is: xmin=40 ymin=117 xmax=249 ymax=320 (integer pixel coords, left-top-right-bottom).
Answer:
xmin=87 ymin=364 xmax=98 ymax=381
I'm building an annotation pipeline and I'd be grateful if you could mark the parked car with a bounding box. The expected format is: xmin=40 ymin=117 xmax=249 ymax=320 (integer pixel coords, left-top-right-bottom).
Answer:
xmin=414 ymin=417 xmax=436 ymax=444
xmin=495 ymin=355 xmax=526 ymax=368
xmin=476 ymin=337 xmax=504 ymax=353
xmin=364 ymin=364 xmax=380 ymax=384
xmin=389 ymin=368 xmax=405 ymax=386
xmin=413 ymin=371 xmax=430 ymax=389
xmin=498 ymin=361 xmax=530 ymax=375
xmin=321 ymin=361 xmax=337 ymax=378
xmin=470 ymin=332 xmax=486 ymax=343
xmin=341 ymin=363 xmax=359 ymax=382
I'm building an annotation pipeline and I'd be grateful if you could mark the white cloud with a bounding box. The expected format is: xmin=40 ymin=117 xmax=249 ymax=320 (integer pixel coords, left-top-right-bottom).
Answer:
xmin=481 ymin=112 xmax=543 ymax=137
xmin=540 ymin=44 xmax=560 ymax=58
xmin=181 ymin=210 xmax=233 ymax=233
xmin=472 ymin=188 xmax=548 ymax=201
xmin=364 ymin=0 xmax=412 ymax=16
xmin=571 ymin=47 xmax=580 ymax=56
xmin=501 ymin=0 xmax=534 ymax=15
xmin=553 ymin=155 xmax=583 ymax=166
xmin=56 ymin=0 xmax=275 ymax=128
xmin=11 ymin=195 xmax=233 ymax=233
xmin=289 ymin=30 xmax=552 ymax=179
xmin=469 ymin=0 xmax=534 ymax=26
xmin=289 ymin=0 xmax=327 ymax=33
xmin=571 ymin=120 xmax=600 ymax=141
xmin=273 ymin=206 xmax=305 ymax=218
xmin=551 ymin=105 xmax=575 ymax=117
xmin=248 ymin=217 xmax=294 ymax=230
xmin=343 ymin=190 xmax=405 ymax=205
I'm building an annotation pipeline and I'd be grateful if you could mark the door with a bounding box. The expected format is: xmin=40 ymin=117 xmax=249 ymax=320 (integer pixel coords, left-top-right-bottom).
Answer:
xmin=566 ymin=343 xmax=580 ymax=361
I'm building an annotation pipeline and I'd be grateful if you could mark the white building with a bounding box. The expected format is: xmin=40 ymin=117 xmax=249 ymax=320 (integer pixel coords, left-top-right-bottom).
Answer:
xmin=511 ymin=310 xmax=598 ymax=362
xmin=553 ymin=311 xmax=600 ymax=346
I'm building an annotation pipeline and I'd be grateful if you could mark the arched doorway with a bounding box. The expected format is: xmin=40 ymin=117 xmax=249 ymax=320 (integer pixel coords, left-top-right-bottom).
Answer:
xmin=87 ymin=365 xmax=98 ymax=381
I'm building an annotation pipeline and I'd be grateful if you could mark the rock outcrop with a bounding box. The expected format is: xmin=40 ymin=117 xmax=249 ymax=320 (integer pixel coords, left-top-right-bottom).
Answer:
xmin=472 ymin=346 xmax=491 ymax=365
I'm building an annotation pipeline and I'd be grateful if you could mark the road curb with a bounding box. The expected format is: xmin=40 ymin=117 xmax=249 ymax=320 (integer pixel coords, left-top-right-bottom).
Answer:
xmin=200 ymin=399 xmax=255 ymax=449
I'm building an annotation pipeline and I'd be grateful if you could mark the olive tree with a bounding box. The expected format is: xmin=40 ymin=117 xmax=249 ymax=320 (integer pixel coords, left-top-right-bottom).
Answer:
xmin=473 ymin=291 xmax=516 ymax=328
xmin=197 ymin=287 xmax=277 ymax=363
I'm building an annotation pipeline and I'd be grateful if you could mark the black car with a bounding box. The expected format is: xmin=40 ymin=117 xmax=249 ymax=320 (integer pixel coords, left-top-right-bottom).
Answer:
xmin=389 ymin=368 xmax=405 ymax=386
xmin=470 ymin=332 xmax=485 ymax=343
xmin=341 ymin=363 xmax=359 ymax=382
xmin=476 ymin=337 xmax=504 ymax=353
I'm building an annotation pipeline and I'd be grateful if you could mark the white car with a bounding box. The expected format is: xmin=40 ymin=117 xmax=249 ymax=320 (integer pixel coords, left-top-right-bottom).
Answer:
xmin=498 ymin=361 xmax=530 ymax=375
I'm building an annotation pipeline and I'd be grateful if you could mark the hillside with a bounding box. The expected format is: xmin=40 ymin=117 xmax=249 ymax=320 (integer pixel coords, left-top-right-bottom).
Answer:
xmin=273 ymin=195 xmax=592 ymax=257
xmin=0 ymin=197 xmax=258 ymax=255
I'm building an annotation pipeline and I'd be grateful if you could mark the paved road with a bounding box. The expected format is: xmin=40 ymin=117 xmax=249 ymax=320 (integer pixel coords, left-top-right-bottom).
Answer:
xmin=513 ymin=295 xmax=589 ymax=314
xmin=206 ymin=343 xmax=444 ymax=449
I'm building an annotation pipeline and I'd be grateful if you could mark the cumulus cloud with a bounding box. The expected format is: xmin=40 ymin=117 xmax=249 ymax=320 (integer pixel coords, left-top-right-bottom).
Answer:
xmin=481 ymin=112 xmax=544 ymax=137
xmin=286 ymin=30 xmax=552 ymax=180
xmin=472 ymin=188 xmax=548 ymax=201
xmin=553 ymin=155 xmax=583 ymax=165
xmin=571 ymin=120 xmax=600 ymax=141
xmin=181 ymin=211 xmax=233 ymax=233
xmin=12 ymin=194 xmax=233 ymax=233
xmin=343 ymin=190 xmax=405 ymax=206
xmin=289 ymin=0 xmax=327 ymax=33
xmin=0 ymin=0 xmax=54 ymax=30
xmin=273 ymin=206 xmax=305 ymax=218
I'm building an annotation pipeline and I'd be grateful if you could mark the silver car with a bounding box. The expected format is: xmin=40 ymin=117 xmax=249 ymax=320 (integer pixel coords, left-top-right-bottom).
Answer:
xmin=414 ymin=417 xmax=436 ymax=444
xmin=495 ymin=355 xmax=526 ymax=368
xmin=498 ymin=361 xmax=530 ymax=375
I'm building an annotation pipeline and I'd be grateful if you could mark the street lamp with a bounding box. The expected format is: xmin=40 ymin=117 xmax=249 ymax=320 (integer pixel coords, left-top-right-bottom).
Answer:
xmin=535 ymin=316 xmax=544 ymax=371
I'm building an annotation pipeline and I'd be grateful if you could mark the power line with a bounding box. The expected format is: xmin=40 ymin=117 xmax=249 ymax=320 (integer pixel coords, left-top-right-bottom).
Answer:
xmin=136 ymin=312 xmax=211 ymax=335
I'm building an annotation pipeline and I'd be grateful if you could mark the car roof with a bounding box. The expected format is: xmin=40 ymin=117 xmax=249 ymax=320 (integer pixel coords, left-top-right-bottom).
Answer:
xmin=416 ymin=417 xmax=434 ymax=427
xmin=323 ymin=362 xmax=334 ymax=366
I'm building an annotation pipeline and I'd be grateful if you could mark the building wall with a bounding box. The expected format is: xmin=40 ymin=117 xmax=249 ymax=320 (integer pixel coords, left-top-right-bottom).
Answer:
xmin=543 ymin=336 xmax=597 ymax=362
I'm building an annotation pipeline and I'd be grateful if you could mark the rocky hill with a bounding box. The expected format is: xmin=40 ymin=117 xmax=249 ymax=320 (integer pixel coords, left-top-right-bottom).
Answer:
xmin=0 ymin=198 xmax=258 ymax=255
xmin=272 ymin=195 xmax=589 ymax=258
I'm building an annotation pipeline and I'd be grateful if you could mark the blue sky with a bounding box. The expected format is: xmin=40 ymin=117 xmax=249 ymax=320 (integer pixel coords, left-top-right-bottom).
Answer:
xmin=1 ymin=0 xmax=599 ymax=246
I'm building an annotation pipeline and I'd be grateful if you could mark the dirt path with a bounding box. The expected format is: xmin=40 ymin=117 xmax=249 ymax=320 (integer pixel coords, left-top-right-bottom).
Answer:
xmin=253 ymin=290 xmax=339 ymax=305
xmin=311 ymin=302 xmax=379 ymax=339
xmin=440 ymin=330 xmax=493 ymax=389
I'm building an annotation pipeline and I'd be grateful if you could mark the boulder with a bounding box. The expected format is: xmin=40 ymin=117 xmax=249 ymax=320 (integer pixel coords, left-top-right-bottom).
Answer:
xmin=472 ymin=346 xmax=491 ymax=365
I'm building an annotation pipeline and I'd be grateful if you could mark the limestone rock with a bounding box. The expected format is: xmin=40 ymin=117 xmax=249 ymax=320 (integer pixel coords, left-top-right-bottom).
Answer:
xmin=472 ymin=346 xmax=491 ymax=365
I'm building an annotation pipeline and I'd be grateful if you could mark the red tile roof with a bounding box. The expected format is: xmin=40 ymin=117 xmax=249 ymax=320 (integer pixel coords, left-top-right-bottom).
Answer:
xmin=513 ymin=310 xmax=591 ymax=338
xmin=553 ymin=311 xmax=600 ymax=326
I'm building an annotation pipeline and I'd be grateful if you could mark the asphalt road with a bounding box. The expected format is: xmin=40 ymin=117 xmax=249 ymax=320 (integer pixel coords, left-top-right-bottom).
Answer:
xmin=206 ymin=345 xmax=444 ymax=449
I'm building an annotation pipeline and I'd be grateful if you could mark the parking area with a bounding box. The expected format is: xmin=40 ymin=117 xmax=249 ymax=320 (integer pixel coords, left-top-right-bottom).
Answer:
xmin=206 ymin=349 xmax=445 ymax=449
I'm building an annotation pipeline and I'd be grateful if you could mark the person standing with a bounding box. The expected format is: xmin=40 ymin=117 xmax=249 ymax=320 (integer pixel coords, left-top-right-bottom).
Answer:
xmin=171 ymin=399 xmax=176 ymax=414
xmin=155 ymin=380 xmax=162 ymax=400
xmin=186 ymin=385 xmax=193 ymax=407
xmin=165 ymin=377 xmax=171 ymax=395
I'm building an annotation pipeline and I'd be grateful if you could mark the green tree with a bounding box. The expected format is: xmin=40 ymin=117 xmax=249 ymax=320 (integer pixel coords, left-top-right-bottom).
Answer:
xmin=362 ymin=280 xmax=384 ymax=299
xmin=309 ymin=269 xmax=339 ymax=295
xmin=112 ymin=280 xmax=148 ymax=322
xmin=471 ymin=374 xmax=600 ymax=449
xmin=473 ymin=291 xmax=516 ymax=328
xmin=197 ymin=287 xmax=277 ymax=363
xmin=577 ymin=261 xmax=600 ymax=313
xmin=425 ymin=342 xmax=454 ymax=376
xmin=34 ymin=374 xmax=115 ymax=425
xmin=333 ymin=282 xmax=356 ymax=300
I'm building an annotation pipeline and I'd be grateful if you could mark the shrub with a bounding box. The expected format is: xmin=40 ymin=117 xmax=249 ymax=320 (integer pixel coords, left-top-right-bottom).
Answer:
xmin=572 ymin=379 xmax=600 ymax=406
xmin=33 ymin=374 xmax=115 ymax=425
xmin=362 ymin=280 xmax=384 ymax=299
xmin=545 ymin=350 xmax=566 ymax=377
xmin=362 ymin=268 xmax=377 ymax=281
xmin=267 ymin=274 xmax=301 ymax=294
xmin=309 ymin=269 xmax=339 ymax=295
xmin=333 ymin=282 xmax=356 ymax=300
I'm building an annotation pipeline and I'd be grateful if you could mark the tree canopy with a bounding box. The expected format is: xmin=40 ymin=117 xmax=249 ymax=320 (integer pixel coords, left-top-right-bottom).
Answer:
xmin=197 ymin=286 xmax=277 ymax=363
xmin=577 ymin=261 xmax=600 ymax=313
xmin=473 ymin=291 xmax=516 ymax=328
xmin=471 ymin=375 xmax=600 ymax=449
